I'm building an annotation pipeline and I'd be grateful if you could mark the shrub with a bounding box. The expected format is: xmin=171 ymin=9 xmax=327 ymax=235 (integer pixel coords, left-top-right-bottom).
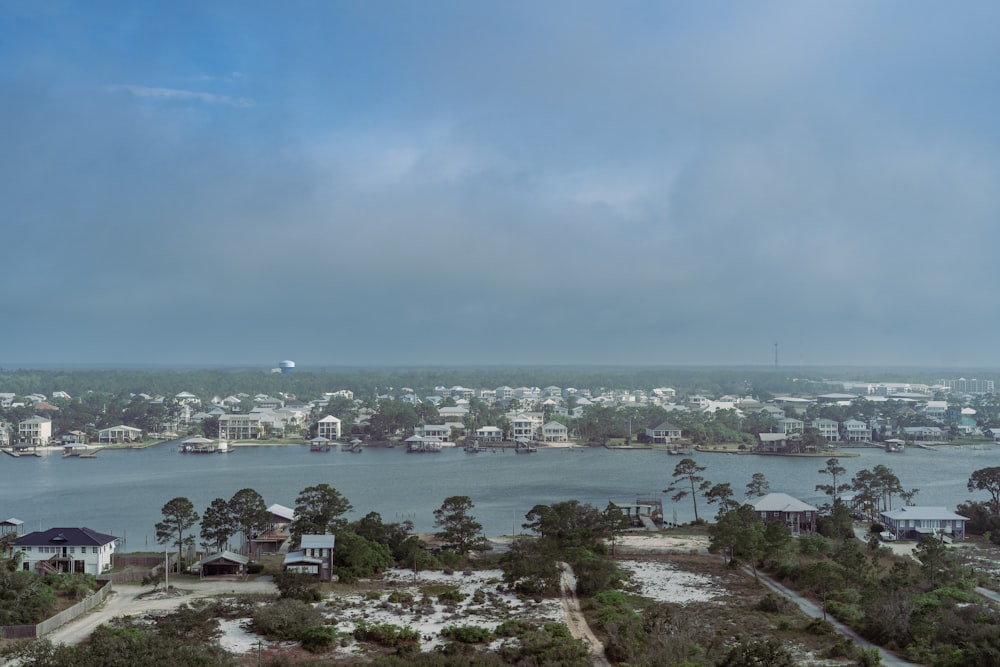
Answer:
xmin=273 ymin=571 xmax=322 ymax=602
xmin=247 ymin=562 xmax=264 ymax=574
xmin=387 ymin=591 xmax=414 ymax=605
xmin=804 ymin=617 xmax=835 ymax=635
xmin=441 ymin=625 xmax=492 ymax=644
xmin=754 ymin=593 xmax=785 ymax=613
xmin=300 ymin=625 xmax=339 ymax=653
xmin=252 ymin=599 xmax=324 ymax=640
xmin=353 ymin=620 xmax=420 ymax=648
xmin=436 ymin=588 xmax=465 ymax=605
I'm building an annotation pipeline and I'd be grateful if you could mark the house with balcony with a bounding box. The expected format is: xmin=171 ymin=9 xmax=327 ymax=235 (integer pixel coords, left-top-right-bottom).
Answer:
xmin=541 ymin=421 xmax=569 ymax=442
xmin=97 ymin=425 xmax=143 ymax=444
xmin=13 ymin=527 xmax=118 ymax=576
xmin=843 ymin=419 xmax=871 ymax=442
xmin=219 ymin=413 xmax=264 ymax=440
xmin=776 ymin=417 xmax=804 ymax=436
xmin=250 ymin=503 xmax=296 ymax=557
xmin=811 ymin=418 xmax=840 ymax=442
xmin=752 ymin=493 xmax=817 ymax=535
xmin=880 ymin=506 xmax=968 ymax=541
xmin=645 ymin=421 xmax=682 ymax=444
xmin=475 ymin=426 xmax=504 ymax=443
xmin=316 ymin=415 xmax=342 ymax=440
xmin=18 ymin=416 xmax=52 ymax=446
xmin=509 ymin=414 xmax=541 ymax=441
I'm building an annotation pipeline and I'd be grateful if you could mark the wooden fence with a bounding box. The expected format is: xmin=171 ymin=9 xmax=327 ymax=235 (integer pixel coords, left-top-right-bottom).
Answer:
xmin=1 ymin=580 xmax=113 ymax=639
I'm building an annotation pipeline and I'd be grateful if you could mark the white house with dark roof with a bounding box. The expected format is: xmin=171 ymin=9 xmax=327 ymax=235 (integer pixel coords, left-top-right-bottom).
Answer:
xmin=13 ymin=527 xmax=118 ymax=576
xmin=880 ymin=506 xmax=968 ymax=541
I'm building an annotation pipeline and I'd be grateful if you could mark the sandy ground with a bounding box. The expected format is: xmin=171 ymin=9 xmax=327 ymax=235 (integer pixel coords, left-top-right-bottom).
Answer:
xmin=44 ymin=577 xmax=277 ymax=647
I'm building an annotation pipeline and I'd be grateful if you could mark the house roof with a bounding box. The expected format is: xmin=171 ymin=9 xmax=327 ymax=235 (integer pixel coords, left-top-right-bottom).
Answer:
xmin=753 ymin=493 xmax=818 ymax=513
xmin=201 ymin=550 xmax=249 ymax=565
xmin=881 ymin=506 xmax=968 ymax=522
xmin=267 ymin=503 xmax=296 ymax=521
xmin=648 ymin=421 xmax=681 ymax=431
xmin=300 ymin=534 xmax=335 ymax=550
xmin=14 ymin=527 xmax=118 ymax=547
xmin=283 ymin=551 xmax=324 ymax=566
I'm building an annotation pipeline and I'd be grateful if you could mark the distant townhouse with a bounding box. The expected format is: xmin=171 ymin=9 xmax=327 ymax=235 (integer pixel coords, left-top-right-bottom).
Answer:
xmin=645 ymin=421 xmax=682 ymax=444
xmin=811 ymin=419 xmax=840 ymax=442
xmin=415 ymin=424 xmax=450 ymax=440
xmin=438 ymin=406 xmax=469 ymax=420
xmin=18 ymin=416 xmax=53 ymax=445
xmin=495 ymin=386 xmax=514 ymax=401
xmin=900 ymin=426 xmax=944 ymax=441
xmin=0 ymin=393 xmax=16 ymax=408
xmin=541 ymin=421 xmax=569 ymax=442
xmin=509 ymin=414 xmax=541 ymax=441
xmin=97 ymin=425 xmax=143 ymax=443
xmin=316 ymin=415 xmax=342 ymax=440
xmin=219 ymin=413 xmax=263 ymax=440
xmin=776 ymin=417 xmax=804 ymax=436
xmin=475 ymin=426 xmax=504 ymax=443
xmin=843 ymin=419 xmax=871 ymax=442
xmin=922 ymin=401 xmax=948 ymax=423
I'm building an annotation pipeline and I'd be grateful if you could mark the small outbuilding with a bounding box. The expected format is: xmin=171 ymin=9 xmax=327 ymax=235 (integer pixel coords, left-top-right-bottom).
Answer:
xmin=196 ymin=551 xmax=250 ymax=577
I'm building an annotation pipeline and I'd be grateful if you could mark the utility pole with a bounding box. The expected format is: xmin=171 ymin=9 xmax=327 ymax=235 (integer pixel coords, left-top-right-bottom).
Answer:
xmin=774 ymin=342 xmax=778 ymax=368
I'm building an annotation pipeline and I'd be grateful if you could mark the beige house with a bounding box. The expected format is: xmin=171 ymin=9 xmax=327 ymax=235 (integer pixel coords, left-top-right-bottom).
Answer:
xmin=219 ymin=413 xmax=263 ymax=440
xmin=18 ymin=416 xmax=53 ymax=446
xmin=316 ymin=415 xmax=342 ymax=440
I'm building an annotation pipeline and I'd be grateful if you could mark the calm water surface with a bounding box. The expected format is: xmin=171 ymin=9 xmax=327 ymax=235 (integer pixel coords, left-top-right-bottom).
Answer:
xmin=0 ymin=442 xmax=993 ymax=550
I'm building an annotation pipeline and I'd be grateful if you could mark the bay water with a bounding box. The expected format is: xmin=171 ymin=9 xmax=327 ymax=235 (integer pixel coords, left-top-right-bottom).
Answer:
xmin=0 ymin=441 xmax=992 ymax=551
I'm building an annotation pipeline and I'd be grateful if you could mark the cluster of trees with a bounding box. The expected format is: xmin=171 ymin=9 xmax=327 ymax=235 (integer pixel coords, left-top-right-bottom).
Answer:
xmin=153 ymin=485 xmax=493 ymax=585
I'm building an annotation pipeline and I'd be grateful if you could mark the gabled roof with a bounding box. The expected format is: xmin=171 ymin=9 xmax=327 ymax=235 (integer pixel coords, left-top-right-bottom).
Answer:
xmin=14 ymin=527 xmax=118 ymax=547
xmin=300 ymin=534 xmax=335 ymax=550
xmin=648 ymin=421 xmax=681 ymax=431
xmin=881 ymin=506 xmax=968 ymax=522
xmin=201 ymin=550 xmax=250 ymax=565
xmin=753 ymin=493 xmax=817 ymax=513
xmin=267 ymin=503 xmax=295 ymax=521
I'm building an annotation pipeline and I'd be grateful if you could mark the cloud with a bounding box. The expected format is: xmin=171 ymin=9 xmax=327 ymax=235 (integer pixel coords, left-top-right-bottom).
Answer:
xmin=106 ymin=84 xmax=254 ymax=108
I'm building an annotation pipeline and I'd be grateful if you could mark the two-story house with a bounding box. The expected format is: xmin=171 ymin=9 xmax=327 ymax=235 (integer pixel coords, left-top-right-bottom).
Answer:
xmin=14 ymin=527 xmax=118 ymax=576
xmin=283 ymin=534 xmax=336 ymax=580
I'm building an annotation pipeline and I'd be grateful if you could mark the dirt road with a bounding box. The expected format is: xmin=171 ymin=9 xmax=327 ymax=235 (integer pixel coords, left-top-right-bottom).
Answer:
xmin=44 ymin=578 xmax=277 ymax=646
xmin=558 ymin=563 xmax=612 ymax=667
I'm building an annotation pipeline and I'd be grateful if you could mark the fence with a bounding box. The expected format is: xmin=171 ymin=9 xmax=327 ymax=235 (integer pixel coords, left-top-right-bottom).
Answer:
xmin=1 ymin=580 xmax=113 ymax=640
xmin=0 ymin=554 xmax=177 ymax=639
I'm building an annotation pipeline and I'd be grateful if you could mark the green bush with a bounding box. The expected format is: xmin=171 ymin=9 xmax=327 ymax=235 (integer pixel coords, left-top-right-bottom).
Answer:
xmin=436 ymin=588 xmax=465 ymax=604
xmin=252 ymin=599 xmax=324 ymax=640
xmin=440 ymin=625 xmax=492 ymax=644
xmin=247 ymin=562 xmax=264 ymax=574
xmin=387 ymin=590 xmax=414 ymax=605
xmin=300 ymin=625 xmax=339 ymax=653
xmin=353 ymin=620 xmax=420 ymax=648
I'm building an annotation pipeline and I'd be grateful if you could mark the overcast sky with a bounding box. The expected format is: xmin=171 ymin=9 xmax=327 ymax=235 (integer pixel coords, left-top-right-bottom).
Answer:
xmin=3 ymin=2 xmax=1000 ymax=369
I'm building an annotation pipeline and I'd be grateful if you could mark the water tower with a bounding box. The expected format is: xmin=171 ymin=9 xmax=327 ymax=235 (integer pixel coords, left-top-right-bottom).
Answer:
xmin=279 ymin=360 xmax=296 ymax=374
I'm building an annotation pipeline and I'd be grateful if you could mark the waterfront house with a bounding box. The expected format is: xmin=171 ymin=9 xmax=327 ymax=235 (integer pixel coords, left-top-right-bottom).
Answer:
xmin=811 ymin=419 xmax=840 ymax=442
xmin=415 ymin=424 xmax=450 ymax=440
xmin=776 ymin=417 xmax=804 ymax=436
xmin=13 ymin=527 xmax=118 ymax=576
xmin=316 ymin=415 xmax=342 ymax=440
xmin=18 ymin=416 xmax=52 ymax=446
xmin=509 ymin=414 xmax=542 ymax=441
xmin=843 ymin=419 xmax=870 ymax=442
xmin=283 ymin=534 xmax=335 ymax=580
xmin=752 ymin=493 xmax=818 ymax=535
xmin=219 ymin=413 xmax=263 ymax=440
xmin=475 ymin=426 xmax=504 ymax=443
xmin=880 ymin=506 xmax=968 ymax=541
xmin=900 ymin=426 xmax=944 ymax=441
xmin=541 ymin=421 xmax=569 ymax=442
xmin=756 ymin=433 xmax=790 ymax=453
xmin=645 ymin=421 xmax=683 ymax=444
xmin=196 ymin=551 xmax=249 ymax=577
xmin=249 ymin=503 xmax=296 ymax=557
xmin=97 ymin=424 xmax=142 ymax=444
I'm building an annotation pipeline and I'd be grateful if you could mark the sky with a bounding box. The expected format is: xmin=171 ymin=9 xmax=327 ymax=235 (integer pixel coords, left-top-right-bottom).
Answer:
xmin=3 ymin=1 xmax=1000 ymax=369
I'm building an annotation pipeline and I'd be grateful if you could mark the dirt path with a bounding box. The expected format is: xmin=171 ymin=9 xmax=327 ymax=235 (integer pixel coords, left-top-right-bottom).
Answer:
xmin=44 ymin=578 xmax=277 ymax=646
xmin=558 ymin=563 xmax=612 ymax=667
